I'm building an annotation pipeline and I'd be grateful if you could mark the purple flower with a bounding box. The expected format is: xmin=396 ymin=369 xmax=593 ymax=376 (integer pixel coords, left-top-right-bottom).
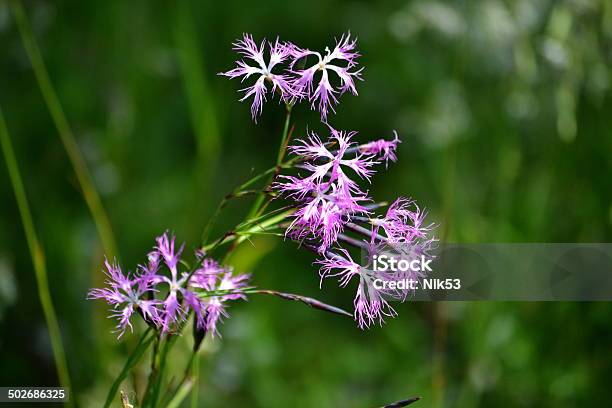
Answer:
xmin=284 ymin=183 xmax=370 ymax=252
xmin=220 ymin=34 xmax=296 ymax=121
xmin=87 ymin=259 xmax=161 ymax=338
xmin=190 ymin=257 xmax=224 ymax=290
xmin=274 ymin=127 xmax=376 ymax=252
xmin=289 ymin=32 xmax=363 ymax=120
xmin=313 ymin=196 xmax=436 ymax=328
xmin=353 ymin=284 xmax=398 ymax=330
xmin=372 ymin=197 xmax=434 ymax=244
xmin=152 ymin=232 xmax=207 ymax=333
xmin=155 ymin=231 xmax=184 ymax=273
xmin=191 ymin=262 xmax=250 ymax=337
xmin=317 ymin=249 xmax=397 ymax=329
xmin=89 ymin=231 xmax=253 ymax=339
xmin=359 ymin=131 xmax=401 ymax=168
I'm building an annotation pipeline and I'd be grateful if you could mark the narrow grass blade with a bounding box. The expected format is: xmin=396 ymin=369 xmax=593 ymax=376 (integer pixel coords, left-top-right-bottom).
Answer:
xmin=382 ymin=396 xmax=421 ymax=408
xmin=0 ymin=108 xmax=72 ymax=398
xmin=144 ymin=334 xmax=178 ymax=408
xmin=10 ymin=0 xmax=119 ymax=259
xmin=104 ymin=328 xmax=155 ymax=408
xmin=190 ymin=354 xmax=199 ymax=408
xmin=166 ymin=378 xmax=194 ymax=408
xmin=173 ymin=0 xmax=220 ymax=162
xmin=254 ymin=289 xmax=353 ymax=317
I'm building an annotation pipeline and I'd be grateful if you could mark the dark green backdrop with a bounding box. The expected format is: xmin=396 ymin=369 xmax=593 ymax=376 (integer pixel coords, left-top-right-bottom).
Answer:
xmin=1 ymin=0 xmax=611 ymax=406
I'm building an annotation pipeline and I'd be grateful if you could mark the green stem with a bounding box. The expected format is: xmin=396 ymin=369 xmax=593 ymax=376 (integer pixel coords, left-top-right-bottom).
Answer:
xmin=10 ymin=0 xmax=119 ymax=259
xmin=246 ymin=105 xmax=293 ymax=220
xmin=202 ymin=208 xmax=295 ymax=253
xmin=200 ymin=158 xmax=298 ymax=248
xmin=161 ymin=350 xmax=197 ymax=407
xmin=146 ymin=334 xmax=178 ymax=408
xmin=141 ymin=334 xmax=161 ymax=407
xmin=190 ymin=353 xmax=199 ymax=408
xmin=166 ymin=378 xmax=194 ymax=408
xmin=276 ymin=104 xmax=293 ymax=165
xmin=0 ymin=108 xmax=73 ymax=402
xmin=104 ymin=328 xmax=155 ymax=408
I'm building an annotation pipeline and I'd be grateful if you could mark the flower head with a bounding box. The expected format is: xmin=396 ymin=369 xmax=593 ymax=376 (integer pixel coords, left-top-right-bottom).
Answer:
xmin=89 ymin=232 xmax=252 ymax=339
xmin=220 ymin=34 xmax=296 ymax=121
xmin=87 ymin=259 xmax=161 ymax=337
xmin=191 ymin=263 xmax=250 ymax=337
xmin=289 ymin=32 xmax=363 ymax=120
xmin=372 ymin=197 xmax=434 ymax=244
xmin=150 ymin=232 xmax=208 ymax=333
xmin=317 ymin=249 xmax=397 ymax=329
xmin=274 ymin=127 xmax=383 ymax=252
xmin=155 ymin=231 xmax=183 ymax=273
xmin=359 ymin=131 xmax=401 ymax=168
xmin=190 ymin=257 xmax=224 ymax=290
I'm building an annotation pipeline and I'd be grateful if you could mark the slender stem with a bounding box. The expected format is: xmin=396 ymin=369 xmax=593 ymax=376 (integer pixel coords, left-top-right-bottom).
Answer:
xmin=145 ymin=334 xmax=177 ymax=408
xmin=364 ymin=201 xmax=389 ymax=211
xmin=104 ymin=328 xmax=154 ymax=408
xmin=246 ymin=104 xmax=293 ymax=220
xmin=193 ymin=105 xmax=300 ymax=281
xmin=202 ymin=208 xmax=295 ymax=254
xmin=346 ymin=222 xmax=387 ymax=242
xmin=10 ymin=0 xmax=119 ymax=259
xmin=0 ymin=108 xmax=73 ymax=399
xmin=141 ymin=334 xmax=162 ymax=407
xmin=337 ymin=233 xmax=368 ymax=249
xmin=345 ymin=222 xmax=373 ymax=237
xmin=276 ymin=104 xmax=293 ymax=165
xmin=162 ymin=350 xmax=197 ymax=407
xmin=200 ymin=159 xmax=298 ymax=248
xmin=381 ymin=396 xmax=421 ymax=408
xmin=190 ymin=353 xmax=200 ymax=408
xmin=166 ymin=378 xmax=194 ymax=408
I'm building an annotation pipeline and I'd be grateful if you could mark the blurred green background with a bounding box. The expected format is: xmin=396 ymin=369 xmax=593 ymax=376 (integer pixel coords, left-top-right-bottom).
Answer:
xmin=1 ymin=0 xmax=612 ymax=406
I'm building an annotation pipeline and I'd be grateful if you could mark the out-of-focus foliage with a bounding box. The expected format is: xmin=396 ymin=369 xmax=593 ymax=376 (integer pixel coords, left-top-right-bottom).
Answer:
xmin=0 ymin=0 xmax=611 ymax=407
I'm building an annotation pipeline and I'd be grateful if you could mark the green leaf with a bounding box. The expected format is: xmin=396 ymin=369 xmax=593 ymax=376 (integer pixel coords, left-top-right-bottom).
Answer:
xmin=104 ymin=329 xmax=155 ymax=408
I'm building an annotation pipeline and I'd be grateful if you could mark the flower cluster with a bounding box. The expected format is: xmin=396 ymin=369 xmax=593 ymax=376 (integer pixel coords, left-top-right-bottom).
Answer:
xmin=274 ymin=126 xmax=400 ymax=253
xmin=223 ymin=30 xmax=437 ymax=330
xmin=220 ymin=32 xmax=362 ymax=121
xmin=317 ymin=198 xmax=436 ymax=329
xmin=275 ymin=129 xmax=435 ymax=329
xmin=88 ymin=232 xmax=250 ymax=338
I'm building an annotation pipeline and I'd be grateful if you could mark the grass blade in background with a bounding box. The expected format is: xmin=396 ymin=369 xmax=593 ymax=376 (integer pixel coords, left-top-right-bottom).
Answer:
xmin=173 ymin=0 xmax=221 ymax=163
xmin=166 ymin=378 xmax=194 ymax=408
xmin=10 ymin=0 xmax=119 ymax=259
xmin=0 ymin=108 xmax=72 ymax=400
xmin=381 ymin=396 xmax=421 ymax=408
xmin=254 ymin=289 xmax=353 ymax=317
xmin=104 ymin=328 xmax=155 ymax=408
xmin=173 ymin=0 xmax=223 ymax=243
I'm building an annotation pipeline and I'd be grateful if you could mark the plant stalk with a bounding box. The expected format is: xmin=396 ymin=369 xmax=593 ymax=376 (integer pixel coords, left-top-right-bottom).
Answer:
xmin=0 ymin=108 xmax=72 ymax=402
xmin=10 ymin=0 xmax=119 ymax=259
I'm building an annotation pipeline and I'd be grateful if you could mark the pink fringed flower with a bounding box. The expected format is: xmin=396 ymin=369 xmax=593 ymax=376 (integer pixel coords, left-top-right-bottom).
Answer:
xmin=220 ymin=34 xmax=296 ymax=121
xmin=274 ymin=127 xmax=377 ymax=252
xmin=359 ymin=131 xmax=401 ymax=168
xmin=317 ymin=249 xmax=397 ymax=329
xmin=150 ymin=232 xmax=207 ymax=332
xmin=289 ymin=32 xmax=363 ymax=120
xmin=89 ymin=231 xmax=252 ymax=339
xmin=372 ymin=197 xmax=435 ymax=244
xmin=191 ymin=261 xmax=250 ymax=337
xmin=87 ymin=259 xmax=161 ymax=338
